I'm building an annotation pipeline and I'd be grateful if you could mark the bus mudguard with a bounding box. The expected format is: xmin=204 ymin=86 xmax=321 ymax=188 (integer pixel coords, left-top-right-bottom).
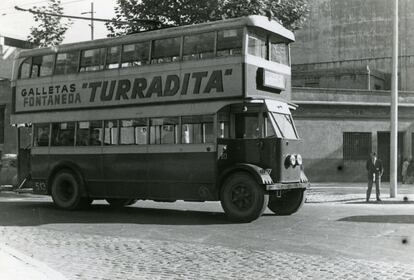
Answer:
xmin=219 ymin=163 xmax=274 ymax=188
xmin=48 ymin=161 xmax=88 ymax=196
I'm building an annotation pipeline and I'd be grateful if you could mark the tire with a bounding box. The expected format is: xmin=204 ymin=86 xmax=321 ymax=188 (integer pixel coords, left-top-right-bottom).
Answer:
xmin=106 ymin=198 xmax=135 ymax=208
xmin=220 ymin=172 xmax=269 ymax=223
xmin=268 ymin=189 xmax=306 ymax=215
xmin=51 ymin=169 xmax=89 ymax=210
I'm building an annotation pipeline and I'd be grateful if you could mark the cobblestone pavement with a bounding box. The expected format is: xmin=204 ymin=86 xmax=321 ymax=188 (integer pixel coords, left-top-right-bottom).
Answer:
xmin=1 ymin=226 xmax=414 ymax=280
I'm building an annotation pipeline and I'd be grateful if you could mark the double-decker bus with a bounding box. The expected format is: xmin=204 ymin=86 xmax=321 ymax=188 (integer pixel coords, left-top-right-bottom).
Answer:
xmin=11 ymin=15 xmax=308 ymax=222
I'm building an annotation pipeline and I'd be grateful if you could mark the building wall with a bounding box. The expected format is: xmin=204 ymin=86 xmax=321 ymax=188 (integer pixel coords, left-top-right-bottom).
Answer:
xmin=292 ymin=87 xmax=414 ymax=182
xmin=291 ymin=0 xmax=414 ymax=91
xmin=293 ymin=67 xmax=387 ymax=90
xmin=0 ymin=80 xmax=17 ymax=156
xmin=294 ymin=118 xmax=412 ymax=182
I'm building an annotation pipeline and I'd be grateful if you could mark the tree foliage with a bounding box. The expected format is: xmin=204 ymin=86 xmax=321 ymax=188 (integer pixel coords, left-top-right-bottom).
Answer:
xmin=106 ymin=0 xmax=309 ymax=37
xmin=27 ymin=0 xmax=72 ymax=47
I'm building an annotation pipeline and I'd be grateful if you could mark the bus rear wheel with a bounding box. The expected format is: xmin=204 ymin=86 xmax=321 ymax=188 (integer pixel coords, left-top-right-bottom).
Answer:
xmin=106 ymin=198 xmax=136 ymax=208
xmin=268 ymin=189 xmax=306 ymax=215
xmin=220 ymin=173 xmax=268 ymax=223
xmin=51 ymin=169 xmax=89 ymax=210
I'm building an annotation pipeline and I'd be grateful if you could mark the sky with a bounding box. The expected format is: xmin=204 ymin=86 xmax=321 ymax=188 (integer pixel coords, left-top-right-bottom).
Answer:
xmin=0 ymin=0 xmax=117 ymax=44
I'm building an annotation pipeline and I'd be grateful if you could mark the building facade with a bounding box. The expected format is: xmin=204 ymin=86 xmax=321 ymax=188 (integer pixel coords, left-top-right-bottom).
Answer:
xmin=290 ymin=0 xmax=414 ymax=182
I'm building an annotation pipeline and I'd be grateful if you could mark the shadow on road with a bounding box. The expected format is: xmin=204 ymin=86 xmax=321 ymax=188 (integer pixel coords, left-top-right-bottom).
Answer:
xmin=338 ymin=215 xmax=414 ymax=224
xmin=0 ymin=201 xmax=233 ymax=226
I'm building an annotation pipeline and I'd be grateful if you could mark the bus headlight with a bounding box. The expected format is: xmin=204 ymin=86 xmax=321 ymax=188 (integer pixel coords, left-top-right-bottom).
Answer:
xmin=285 ymin=154 xmax=296 ymax=168
xmin=296 ymin=154 xmax=303 ymax=166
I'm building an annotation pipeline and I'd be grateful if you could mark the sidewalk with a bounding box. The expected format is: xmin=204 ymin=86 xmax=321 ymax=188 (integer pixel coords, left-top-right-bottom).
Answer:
xmin=307 ymin=182 xmax=414 ymax=203
xmin=0 ymin=242 xmax=67 ymax=280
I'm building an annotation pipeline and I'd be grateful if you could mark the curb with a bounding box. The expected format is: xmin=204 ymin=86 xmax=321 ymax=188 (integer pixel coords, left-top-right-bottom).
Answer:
xmin=0 ymin=242 xmax=67 ymax=280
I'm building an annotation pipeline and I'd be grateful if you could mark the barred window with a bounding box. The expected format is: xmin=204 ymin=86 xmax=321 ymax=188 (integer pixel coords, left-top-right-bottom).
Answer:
xmin=343 ymin=132 xmax=372 ymax=160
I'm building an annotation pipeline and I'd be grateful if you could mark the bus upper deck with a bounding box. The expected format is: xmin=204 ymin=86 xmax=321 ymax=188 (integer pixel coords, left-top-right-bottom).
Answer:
xmin=11 ymin=15 xmax=294 ymax=125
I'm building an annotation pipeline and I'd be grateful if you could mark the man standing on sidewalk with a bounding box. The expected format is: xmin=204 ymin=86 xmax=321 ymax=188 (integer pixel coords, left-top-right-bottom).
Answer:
xmin=366 ymin=152 xmax=383 ymax=202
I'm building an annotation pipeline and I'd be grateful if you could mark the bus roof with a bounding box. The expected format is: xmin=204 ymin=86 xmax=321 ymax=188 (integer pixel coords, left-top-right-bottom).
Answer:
xmin=16 ymin=15 xmax=294 ymax=58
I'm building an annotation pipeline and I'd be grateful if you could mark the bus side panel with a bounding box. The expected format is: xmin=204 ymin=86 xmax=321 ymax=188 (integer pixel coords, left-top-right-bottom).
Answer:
xmin=102 ymin=152 xmax=217 ymax=201
xmin=102 ymin=152 xmax=148 ymax=198
xmin=146 ymin=152 xmax=217 ymax=201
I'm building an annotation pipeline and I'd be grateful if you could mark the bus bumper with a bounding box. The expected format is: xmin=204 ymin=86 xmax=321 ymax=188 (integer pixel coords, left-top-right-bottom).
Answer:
xmin=265 ymin=181 xmax=309 ymax=191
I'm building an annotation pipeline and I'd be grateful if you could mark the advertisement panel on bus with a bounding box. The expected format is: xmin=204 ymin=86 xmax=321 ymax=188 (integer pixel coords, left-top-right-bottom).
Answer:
xmin=14 ymin=63 xmax=243 ymax=113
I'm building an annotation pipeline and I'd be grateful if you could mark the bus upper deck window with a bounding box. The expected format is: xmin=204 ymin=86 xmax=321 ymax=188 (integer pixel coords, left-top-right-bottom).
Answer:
xmin=217 ymin=29 xmax=242 ymax=57
xmin=247 ymin=29 xmax=267 ymax=59
xmin=270 ymin=35 xmax=289 ymax=65
xmin=32 ymin=55 xmax=54 ymax=77
xmin=19 ymin=57 xmax=31 ymax=79
xmin=106 ymin=46 xmax=121 ymax=69
xmin=183 ymin=32 xmax=215 ymax=61
xmin=151 ymin=37 xmax=180 ymax=64
xmin=55 ymin=51 xmax=80 ymax=75
xmin=80 ymin=48 xmax=105 ymax=72
xmin=121 ymin=42 xmax=150 ymax=67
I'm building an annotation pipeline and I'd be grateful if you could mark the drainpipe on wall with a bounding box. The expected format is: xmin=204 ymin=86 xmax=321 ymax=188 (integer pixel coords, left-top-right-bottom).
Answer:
xmin=366 ymin=65 xmax=371 ymax=90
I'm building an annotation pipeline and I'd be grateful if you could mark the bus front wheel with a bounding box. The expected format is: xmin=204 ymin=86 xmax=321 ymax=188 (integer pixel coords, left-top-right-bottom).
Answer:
xmin=51 ymin=169 xmax=90 ymax=210
xmin=220 ymin=172 xmax=268 ymax=223
xmin=268 ymin=189 xmax=306 ymax=215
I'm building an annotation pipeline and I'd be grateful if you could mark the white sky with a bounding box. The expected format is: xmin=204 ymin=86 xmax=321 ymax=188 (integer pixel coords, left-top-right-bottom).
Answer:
xmin=0 ymin=0 xmax=117 ymax=44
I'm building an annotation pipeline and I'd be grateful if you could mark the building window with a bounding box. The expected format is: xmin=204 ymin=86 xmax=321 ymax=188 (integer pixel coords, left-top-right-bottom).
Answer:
xmin=343 ymin=132 xmax=372 ymax=160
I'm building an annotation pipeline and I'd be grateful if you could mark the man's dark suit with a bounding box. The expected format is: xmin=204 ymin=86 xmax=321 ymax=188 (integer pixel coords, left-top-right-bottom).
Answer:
xmin=366 ymin=157 xmax=383 ymax=201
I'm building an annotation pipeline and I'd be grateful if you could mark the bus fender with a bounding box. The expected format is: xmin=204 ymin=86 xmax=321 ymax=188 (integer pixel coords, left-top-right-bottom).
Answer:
xmin=219 ymin=163 xmax=274 ymax=188
xmin=47 ymin=161 xmax=88 ymax=197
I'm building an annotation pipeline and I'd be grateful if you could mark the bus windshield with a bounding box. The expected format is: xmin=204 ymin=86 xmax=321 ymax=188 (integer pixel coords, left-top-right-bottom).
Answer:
xmin=268 ymin=112 xmax=298 ymax=140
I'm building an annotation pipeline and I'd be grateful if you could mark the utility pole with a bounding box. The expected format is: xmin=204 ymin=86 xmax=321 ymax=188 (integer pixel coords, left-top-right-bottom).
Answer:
xmin=390 ymin=0 xmax=398 ymax=198
xmin=81 ymin=2 xmax=94 ymax=40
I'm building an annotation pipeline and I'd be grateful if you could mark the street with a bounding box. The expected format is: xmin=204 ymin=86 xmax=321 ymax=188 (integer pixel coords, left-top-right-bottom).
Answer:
xmin=0 ymin=184 xmax=414 ymax=279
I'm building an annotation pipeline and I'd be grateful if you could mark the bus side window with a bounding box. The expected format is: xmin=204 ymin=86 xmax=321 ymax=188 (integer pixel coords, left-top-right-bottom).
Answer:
xmin=80 ymin=48 xmax=106 ymax=72
xmin=217 ymin=29 xmax=243 ymax=57
xmin=119 ymin=118 xmax=148 ymax=145
xmin=19 ymin=57 xmax=32 ymax=79
xmin=217 ymin=112 xmax=230 ymax=139
xmin=55 ymin=51 xmax=80 ymax=75
xmin=51 ymin=122 xmax=75 ymax=146
xmin=181 ymin=115 xmax=214 ymax=144
xmin=104 ymin=120 xmax=119 ymax=145
xmin=121 ymin=42 xmax=150 ymax=67
xmin=33 ymin=124 xmax=50 ymax=147
xmin=150 ymin=117 xmax=179 ymax=144
xmin=183 ymin=32 xmax=215 ymax=61
xmin=106 ymin=46 xmax=121 ymax=69
xmin=151 ymin=37 xmax=180 ymax=64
